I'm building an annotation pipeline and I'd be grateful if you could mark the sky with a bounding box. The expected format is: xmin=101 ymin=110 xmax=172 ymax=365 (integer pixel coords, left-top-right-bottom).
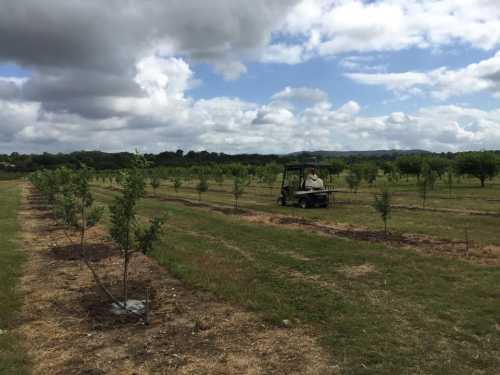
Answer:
xmin=1 ymin=0 xmax=500 ymax=155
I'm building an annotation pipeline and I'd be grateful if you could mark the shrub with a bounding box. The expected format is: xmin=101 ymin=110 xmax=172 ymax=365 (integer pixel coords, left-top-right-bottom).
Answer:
xmin=373 ymin=185 xmax=392 ymax=235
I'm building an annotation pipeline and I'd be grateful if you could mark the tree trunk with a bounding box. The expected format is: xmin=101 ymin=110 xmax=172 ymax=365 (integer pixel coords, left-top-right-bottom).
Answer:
xmin=480 ymin=176 xmax=485 ymax=188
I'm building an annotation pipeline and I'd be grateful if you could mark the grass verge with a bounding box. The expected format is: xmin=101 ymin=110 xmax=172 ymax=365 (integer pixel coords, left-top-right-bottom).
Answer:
xmin=0 ymin=181 xmax=28 ymax=374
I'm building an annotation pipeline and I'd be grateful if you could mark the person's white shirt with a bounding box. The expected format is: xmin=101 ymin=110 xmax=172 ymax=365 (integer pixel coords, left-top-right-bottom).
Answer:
xmin=305 ymin=172 xmax=324 ymax=190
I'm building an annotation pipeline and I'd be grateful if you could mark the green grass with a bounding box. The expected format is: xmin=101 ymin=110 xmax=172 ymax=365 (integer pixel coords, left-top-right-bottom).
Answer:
xmin=96 ymin=178 xmax=500 ymax=246
xmin=94 ymin=187 xmax=500 ymax=374
xmin=0 ymin=181 xmax=28 ymax=374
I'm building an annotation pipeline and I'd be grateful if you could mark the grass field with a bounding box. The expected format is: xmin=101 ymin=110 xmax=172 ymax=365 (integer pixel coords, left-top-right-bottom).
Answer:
xmin=99 ymin=174 xmax=500 ymax=246
xmin=92 ymin=187 xmax=500 ymax=374
xmin=0 ymin=180 xmax=28 ymax=374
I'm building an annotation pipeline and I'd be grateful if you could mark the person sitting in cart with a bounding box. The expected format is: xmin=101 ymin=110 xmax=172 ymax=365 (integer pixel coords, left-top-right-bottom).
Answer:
xmin=304 ymin=168 xmax=324 ymax=190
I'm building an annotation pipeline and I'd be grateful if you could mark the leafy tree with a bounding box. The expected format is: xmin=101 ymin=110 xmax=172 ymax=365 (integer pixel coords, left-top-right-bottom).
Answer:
xmin=30 ymin=167 xmax=145 ymax=315
xmin=396 ymin=155 xmax=422 ymax=181
xmin=150 ymin=174 xmax=161 ymax=196
xmin=232 ymin=176 xmax=249 ymax=209
xmin=196 ymin=173 xmax=209 ymax=201
xmin=345 ymin=172 xmax=361 ymax=193
xmin=427 ymin=157 xmax=450 ymax=178
xmin=329 ymin=158 xmax=346 ymax=176
xmin=173 ymin=176 xmax=182 ymax=193
xmin=446 ymin=166 xmax=454 ymax=198
xmin=262 ymin=163 xmax=280 ymax=195
xmin=456 ymin=151 xmax=498 ymax=187
xmin=109 ymin=155 xmax=164 ymax=308
xmin=373 ymin=185 xmax=392 ymax=235
xmin=362 ymin=162 xmax=378 ymax=186
xmin=381 ymin=161 xmax=395 ymax=176
xmin=418 ymin=162 xmax=436 ymax=208
xmin=383 ymin=161 xmax=399 ymax=184
xmin=214 ymin=166 xmax=224 ymax=187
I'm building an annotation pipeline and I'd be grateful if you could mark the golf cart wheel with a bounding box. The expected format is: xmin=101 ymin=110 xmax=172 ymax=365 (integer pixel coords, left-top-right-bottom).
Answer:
xmin=299 ymin=198 xmax=308 ymax=209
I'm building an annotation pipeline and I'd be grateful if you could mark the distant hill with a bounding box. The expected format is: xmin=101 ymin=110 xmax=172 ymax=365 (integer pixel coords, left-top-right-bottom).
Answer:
xmin=287 ymin=149 xmax=431 ymax=157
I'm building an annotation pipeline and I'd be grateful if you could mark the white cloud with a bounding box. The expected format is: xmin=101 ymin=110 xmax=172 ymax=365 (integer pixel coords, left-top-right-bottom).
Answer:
xmin=345 ymin=51 xmax=500 ymax=100
xmin=260 ymin=43 xmax=305 ymax=64
xmin=268 ymin=0 xmax=500 ymax=63
xmin=213 ymin=61 xmax=248 ymax=81
xmin=271 ymin=86 xmax=328 ymax=103
xmin=2 ymin=78 xmax=500 ymax=154
xmin=339 ymin=55 xmax=387 ymax=72
xmin=2 ymin=2 xmax=500 ymax=154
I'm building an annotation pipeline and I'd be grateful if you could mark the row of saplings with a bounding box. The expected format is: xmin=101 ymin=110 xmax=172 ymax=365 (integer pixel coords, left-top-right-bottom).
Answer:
xmin=29 ymin=155 xmax=164 ymax=323
xmin=100 ymin=166 xmax=254 ymax=209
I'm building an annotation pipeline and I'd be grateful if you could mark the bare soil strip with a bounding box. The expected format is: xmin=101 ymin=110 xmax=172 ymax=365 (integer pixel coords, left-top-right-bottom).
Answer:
xmin=16 ymin=185 xmax=336 ymax=374
xmin=126 ymin=189 xmax=500 ymax=266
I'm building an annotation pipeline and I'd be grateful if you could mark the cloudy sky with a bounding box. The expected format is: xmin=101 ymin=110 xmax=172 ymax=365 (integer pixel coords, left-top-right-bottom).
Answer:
xmin=1 ymin=0 xmax=500 ymax=154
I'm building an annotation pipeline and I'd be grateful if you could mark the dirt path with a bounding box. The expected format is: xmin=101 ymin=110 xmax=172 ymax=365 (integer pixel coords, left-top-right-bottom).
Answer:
xmin=15 ymin=184 xmax=337 ymax=374
xmin=128 ymin=190 xmax=500 ymax=266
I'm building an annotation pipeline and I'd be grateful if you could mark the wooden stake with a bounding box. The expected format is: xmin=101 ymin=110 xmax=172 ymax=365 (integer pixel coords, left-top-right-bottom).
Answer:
xmin=144 ymin=287 xmax=150 ymax=325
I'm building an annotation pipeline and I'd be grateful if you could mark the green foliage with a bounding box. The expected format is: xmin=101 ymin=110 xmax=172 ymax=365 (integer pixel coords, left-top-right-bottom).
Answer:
xmin=361 ymin=162 xmax=378 ymax=185
xmin=109 ymin=169 xmax=146 ymax=252
xmin=262 ymin=165 xmax=278 ymax=193
xmin=173 ymin=176 xmax=183 ymax=193
xmin=373 ymin=185 xmax=392 ymax=234
xmin=345 ymin=171 xmax=361 ymax=193
xmin=328 ymin=158 xmax=346 ymax=176
xmin=426 ymin=157 xmax=450 ymax=178
xmin=108 ymin=153 xmax=164 ymax=304
xmin=381 ymin=161 xmax=399 ymax=183
xmin=456 ymin=151 xmax=498 ymax=187
xmin=196 ymin=172 xmax=209 ymax=201
xmin=150 ymin=174 xmax=161 ymax=195
xmin=135 ymin=217 xmax=165 ymax=255
xmin=30 ymin=166 xmax=104 ymax=231
xmin=213 ymin=166 xmax=224 ymax=186
xmin=418 ymin=162 xmax=436 ymax=208
xmin=232 ymin=176 xmax=250 ymax=208
xmin=396 ymin=155 xmax=422 ymax=179
xmin=446 ymin=166 xmax=454 ymax=197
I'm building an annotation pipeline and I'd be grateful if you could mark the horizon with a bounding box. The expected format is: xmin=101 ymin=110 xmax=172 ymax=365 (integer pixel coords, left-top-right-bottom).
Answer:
xmin=4 ymin=147 xmax=500 ymax=158
xmin=1 ymin=1 xmax=500 ymax=154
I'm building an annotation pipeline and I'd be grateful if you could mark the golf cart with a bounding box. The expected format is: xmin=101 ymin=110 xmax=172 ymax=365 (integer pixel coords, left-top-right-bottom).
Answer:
xmin=277 ymin=163 xmax=334 ymax=208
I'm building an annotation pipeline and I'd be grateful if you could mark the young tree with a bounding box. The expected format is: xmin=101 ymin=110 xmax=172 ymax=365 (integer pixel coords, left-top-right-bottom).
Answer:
xmin=418 ymin=162 xmax=436 ymax=208
xmin=446 ymin=166 xmax=454 ymax=198
xmin=373 ymin=185 xmax=392 ymax=235
xmin=396 ymin=155 xmax=422 ymax=181
xmin=30 ymin=167 xmax=144 ymax=316
xmin=362 ymin=162 xmax=378 ymax=186
xmin=345 ymin=171 xmax=361 ymax=193
xmin=150 ymin=173 xmax=161 ymax=196
xmin=213 ymin=166 xmax=225 ymax=187
xmin=232 ymin=176 xmax=249 ymax=209
xmin=109 ymin=156 xmax=164 ymax=308
xmin=196 ymin=173 xmax=209 ymax=201
xmin=427 ymin=157 xmax=450 ymax=179
xmin=263 ymin=164 xmax=279 ymax=195
xmin=329 ymin=158 xmax=347 ymax=177
xmin=456 ymin=151 xmax=498 ymax=187
xmin=173 ymin=176 xmax=183 ymax=193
